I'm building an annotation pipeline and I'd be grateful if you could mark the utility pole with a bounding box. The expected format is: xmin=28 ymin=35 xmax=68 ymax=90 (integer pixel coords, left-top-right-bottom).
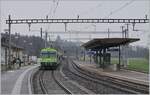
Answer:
xmin=8 ymin=15 xmax=12 ymax=69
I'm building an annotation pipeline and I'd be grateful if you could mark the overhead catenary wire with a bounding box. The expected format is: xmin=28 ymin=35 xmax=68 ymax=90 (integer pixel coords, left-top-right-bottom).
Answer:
xmin=80 ymin=0 xmax=135 ymax=32
xmin=79 ymin=2 xmax=103 ymax=16
xmin=104 ymin=0 xmax=135 ymax=18
xmin=78 ymin=2 xmax=102 ymax=31
xmin=53 ymin=0 xmax=60 ymax=16
xmin=46 ymin=0 xmax=60 ymax=40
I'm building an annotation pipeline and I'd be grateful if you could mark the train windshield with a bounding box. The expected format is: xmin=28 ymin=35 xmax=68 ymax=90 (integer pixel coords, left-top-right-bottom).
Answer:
xmin=41 ymin=51 xmax=57 ymax=57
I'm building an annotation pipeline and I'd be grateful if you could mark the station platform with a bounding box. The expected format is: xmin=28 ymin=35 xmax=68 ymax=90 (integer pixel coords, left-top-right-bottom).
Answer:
xmin=1 ymin=64 xmax=39 ymax=94
xmin=73 ymin=60 xmax=149 ymax=86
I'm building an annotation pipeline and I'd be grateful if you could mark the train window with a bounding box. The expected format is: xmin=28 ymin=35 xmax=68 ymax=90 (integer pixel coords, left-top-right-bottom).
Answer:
xmin=41 ymin=51 xmax=57 ymax=58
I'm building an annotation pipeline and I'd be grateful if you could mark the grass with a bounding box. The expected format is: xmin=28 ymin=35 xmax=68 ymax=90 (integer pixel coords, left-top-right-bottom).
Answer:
xmin=111 ymin=58 xmax=119 ymax=64
xmin=128 ymin=58 xmax=149 ymax=73
xmin=111 ymin=58 xmax=149 ymax=73
xmin=79 ymin=56 xmax=149 ymax=73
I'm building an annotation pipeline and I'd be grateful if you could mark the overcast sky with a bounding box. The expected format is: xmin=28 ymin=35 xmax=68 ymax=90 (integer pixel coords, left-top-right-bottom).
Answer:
xmin=0 ymin=0 xmax=149 ymax=47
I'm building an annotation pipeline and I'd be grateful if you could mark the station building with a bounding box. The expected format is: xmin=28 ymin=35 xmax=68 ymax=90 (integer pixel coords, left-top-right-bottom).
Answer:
xmin=1 ymin=34 xmax=24 ymax=70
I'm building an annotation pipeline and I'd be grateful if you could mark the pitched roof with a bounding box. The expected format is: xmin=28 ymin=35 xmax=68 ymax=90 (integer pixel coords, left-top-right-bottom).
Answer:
xmin=82 ymin=38 xmax=140 ymax=50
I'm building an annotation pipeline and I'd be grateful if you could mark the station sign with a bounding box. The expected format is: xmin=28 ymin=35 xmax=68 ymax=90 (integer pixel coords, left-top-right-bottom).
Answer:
xmin=107 ymin=48 xmax=119 ymax=51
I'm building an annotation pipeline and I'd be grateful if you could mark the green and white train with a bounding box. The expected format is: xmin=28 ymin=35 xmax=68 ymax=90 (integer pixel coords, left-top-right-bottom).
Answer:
xmin=40 ymin=48 xmax=60 ymax=70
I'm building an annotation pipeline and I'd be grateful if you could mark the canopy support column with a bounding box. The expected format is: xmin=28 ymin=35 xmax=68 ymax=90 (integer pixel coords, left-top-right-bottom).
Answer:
xmin=99 ymin=49 xmax=102 ymax=67
xmin=118 ymin=45 xmax=121 ymax=70
xmin=96 ymin=50 xmax=98 ymax=64
xmin=103 ymin=48 xmax=106 ymax=69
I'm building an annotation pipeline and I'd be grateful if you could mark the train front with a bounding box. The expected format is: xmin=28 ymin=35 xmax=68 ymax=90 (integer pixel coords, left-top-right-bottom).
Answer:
xmin=40 ymin=48 xmax=58 ymax=69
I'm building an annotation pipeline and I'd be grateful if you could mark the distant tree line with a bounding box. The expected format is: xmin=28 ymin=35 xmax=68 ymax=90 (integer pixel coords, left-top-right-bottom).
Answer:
xmin=1 ymin=32 xmax=149 ymax=59
xmin=110 ymin=45 xmax=149 ymax=59
xmin=1 ymin=33 xmax=83 ymax=57
xmin=52 ymin=35 xmax=83 ymax=57
xmin=2 ymin=32 xmax=45 ymax=57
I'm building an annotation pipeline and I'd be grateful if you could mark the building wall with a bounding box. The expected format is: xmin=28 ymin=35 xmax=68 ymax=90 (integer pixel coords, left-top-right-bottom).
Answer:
xmin=1 ymin=46 xmax=24 ymax=64
xmin=1 ymin=46 xmax=5 ymax=64
xmin=19 ymin=51 xmax=23 ymax=61
xmin=11 ymin=49 xmax=23 ymax=58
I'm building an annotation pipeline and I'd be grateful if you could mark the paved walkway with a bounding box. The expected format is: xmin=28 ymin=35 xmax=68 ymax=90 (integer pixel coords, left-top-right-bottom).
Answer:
xmin=1 ymin=64 xmax=39 ymax=94
xmin=73 ymin=60 xmax=149 ymax=85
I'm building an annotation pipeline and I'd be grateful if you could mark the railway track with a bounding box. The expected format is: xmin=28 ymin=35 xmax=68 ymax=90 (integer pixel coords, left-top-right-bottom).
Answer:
xmin=38 ymin=70 xmax=48 ymax=94
xmin=71 ymin=61 xmax=149 ymax=94
xmin=52 ymin=71 xmax=72 ymax=94
xmin=33 ymin=69 xmax=72 ymax=94
xmin=65 ymin=59 xmax=149 ymax=94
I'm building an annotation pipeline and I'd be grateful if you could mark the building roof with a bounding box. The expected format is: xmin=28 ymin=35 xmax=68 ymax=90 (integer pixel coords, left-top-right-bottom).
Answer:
xmin=1 ymin=34 xmax=24 ymax=50
xmin=82 ymin=38 xmax=140 ymax=50
xmin=1 ymin=43 xmax=24 ymax=50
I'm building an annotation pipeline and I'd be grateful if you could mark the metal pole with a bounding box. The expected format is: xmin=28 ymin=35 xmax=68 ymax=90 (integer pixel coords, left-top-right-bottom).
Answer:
xmin=108 ymin=28 xmax=110 ymax=38
xmin=103 ymin=48 xmax=106 ymax=69
xmin=8 ymin=15 xmax=12 ymax=69
xmin=65 ymin=23 xmax=67 ymax=32
xmin=46 ymin=32 xmax=48 ymax=47
xmin=121 ymin=26 xmax=124 ymax=38
xmin=118 ymin=46 xmax=121 ymax=70
xmin=69 ymin=31 xmax=71 ymax=42
xmin=99 ymin=49 xmax=102 ymax=67
xmin=76 ymin=46 xmax=78 ymax=60
xmin=90 ymin=53 xmax=91 ymax=64
xmin=96 ymin=50 xmax=98 ymax=64
xmin=126 ymin=24 xmax=129 ymax=38
xmin=5 ymin=47 xmax=8 ymax=70
xmin=64 ymin=23 xmax=70 ymax=41
xmin=45 ymin=31 xmax=47 ymax=48
xmin=40 ymin=27 xmax=42 ymax=39
xmin=84 ymin=50 xmax=85 ymax=61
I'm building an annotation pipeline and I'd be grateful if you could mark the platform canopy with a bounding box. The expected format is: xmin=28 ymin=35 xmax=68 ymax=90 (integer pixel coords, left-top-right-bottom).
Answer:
xmin=82 ymin=38 xmax=140 ymax=50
